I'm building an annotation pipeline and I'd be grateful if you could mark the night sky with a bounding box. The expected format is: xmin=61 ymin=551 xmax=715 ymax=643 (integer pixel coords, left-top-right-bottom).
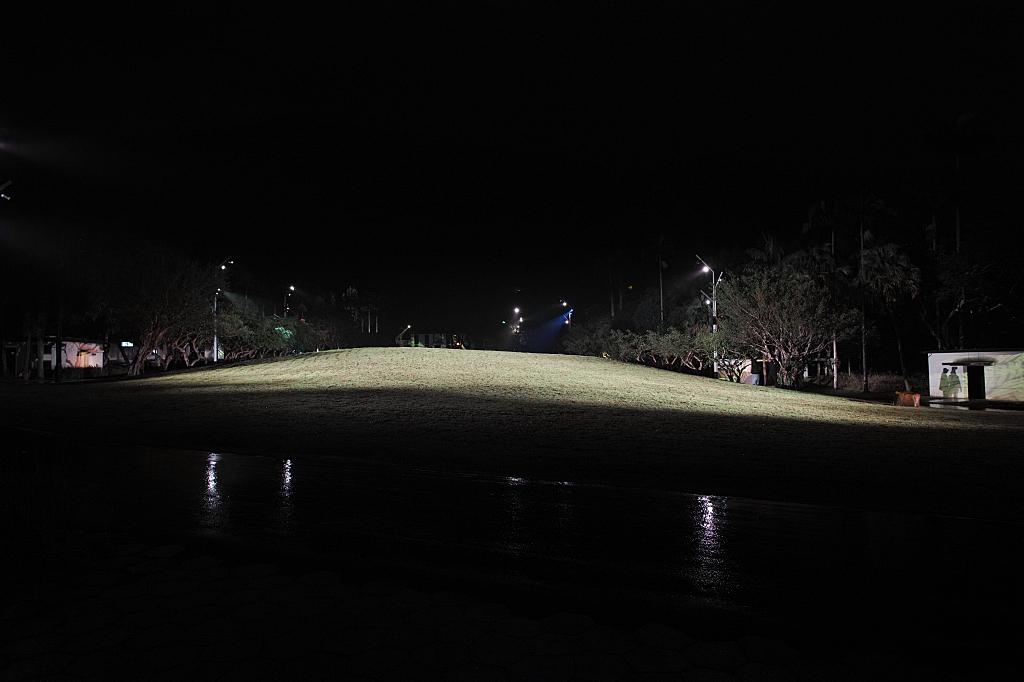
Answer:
xmin=2 ymin=6 xmax=1021 ymax=337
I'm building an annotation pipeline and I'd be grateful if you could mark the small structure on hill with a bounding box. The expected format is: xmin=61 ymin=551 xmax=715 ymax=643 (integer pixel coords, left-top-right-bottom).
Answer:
xmin=926 ymin=349 xmax=1024 ymax=402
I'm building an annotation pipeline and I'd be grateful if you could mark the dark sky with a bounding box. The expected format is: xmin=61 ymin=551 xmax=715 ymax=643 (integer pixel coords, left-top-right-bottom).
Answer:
xmin=2 ymin=5 xmax=1021 ymax=335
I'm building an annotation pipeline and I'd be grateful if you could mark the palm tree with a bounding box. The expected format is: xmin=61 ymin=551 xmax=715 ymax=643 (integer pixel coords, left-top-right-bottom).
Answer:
xmin=592 ymin=249 xmax=628 ymax=319
xmin=924 ymin=114 xmax=993 ymax=253
xmin=862 ymin=244 xmax=921 ymax=392
xmin=802 ymin=199 xmax=846 ymax=257
xmin=855 ymin=194 xmax=895 ymax=392
xmin=924 ymin=114 xmax=992 ymax=346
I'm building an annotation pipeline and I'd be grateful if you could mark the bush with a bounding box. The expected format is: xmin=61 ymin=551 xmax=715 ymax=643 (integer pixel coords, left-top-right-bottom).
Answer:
xmin=56 ymin=367 xmax=100 ymax=381
xmin=812 ymin=371 xmax=928 ymax=393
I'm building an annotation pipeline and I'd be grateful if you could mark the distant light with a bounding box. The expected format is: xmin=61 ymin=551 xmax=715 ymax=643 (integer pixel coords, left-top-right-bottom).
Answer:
xmin=121 ymin=341 xmax=134 ymax=347
xmin=706 ymin=299 xmax=712 ymax=305
xmin=519 ymin=317 xmax=523 ymax=322
xmin=289 ymin=285 xmax=295 ymax=291
xmin=514 ymin=307 xmax=520 ymax=314
xmin=565 ymin=319 xmax=569 ymax=324
xmin=702 ymin=266 xmax=710 ymax=273
xmin=220 ymin=265 xmax=226 ymax=270
xmin=562 ymin=302 xmax=567 ymax=306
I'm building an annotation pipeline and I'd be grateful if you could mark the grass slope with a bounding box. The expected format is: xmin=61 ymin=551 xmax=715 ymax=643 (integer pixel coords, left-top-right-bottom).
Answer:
xmin=4 ymin=348 xmax=1023 ymax=519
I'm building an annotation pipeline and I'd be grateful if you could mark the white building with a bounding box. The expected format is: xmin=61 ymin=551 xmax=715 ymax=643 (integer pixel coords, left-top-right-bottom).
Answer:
xmin=60 ymin=340 xmax=104 ymax=368
xmin=926 ymin=349 xmax=1024 ymax=402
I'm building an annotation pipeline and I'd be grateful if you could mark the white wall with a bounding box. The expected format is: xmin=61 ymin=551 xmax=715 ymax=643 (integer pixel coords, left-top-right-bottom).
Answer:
xmin=56 ymin=341 xmax=104 ymax=368
xmin=927 ymin=350 xmax=1024 ymax=401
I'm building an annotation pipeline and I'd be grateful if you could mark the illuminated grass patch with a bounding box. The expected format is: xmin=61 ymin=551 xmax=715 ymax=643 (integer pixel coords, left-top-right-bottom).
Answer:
xmin=138 ymin=348 xmax=1008 ymax=431
xmin=4 ymin=348 xmax=1023 ymax=518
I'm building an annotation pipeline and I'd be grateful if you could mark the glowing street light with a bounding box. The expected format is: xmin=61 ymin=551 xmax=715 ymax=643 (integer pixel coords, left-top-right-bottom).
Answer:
xmin=283 ymin=285 xmax=295 ymax=318
xmin=696 ymin=255 xmax=722 ymax=332
xmin=213 ymin=257 xmax=233 ymax=363
xmin=395 ymin=324 xmax=412 ymax=346
xmin=697 ymin=255 xmax=724 ymax=374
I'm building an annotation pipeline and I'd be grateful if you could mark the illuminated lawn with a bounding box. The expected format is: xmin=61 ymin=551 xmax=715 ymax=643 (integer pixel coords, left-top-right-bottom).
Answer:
xmin=5 ymin=348 xmax=1024 ymax=519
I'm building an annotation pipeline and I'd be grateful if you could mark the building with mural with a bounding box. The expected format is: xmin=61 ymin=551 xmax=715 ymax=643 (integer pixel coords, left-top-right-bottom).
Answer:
xmin=926 ymin=349 xmax=1024 ymax=402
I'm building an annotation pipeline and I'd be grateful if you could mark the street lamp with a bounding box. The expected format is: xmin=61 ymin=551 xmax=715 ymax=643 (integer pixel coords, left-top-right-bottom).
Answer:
xmin=213 ymin=257 xmax=233 ymax=364
xmin=695 ymin=255 xmax=722 ymax=332
xmin=395 ymin=324 xmax=411 ymax=346
xmin=213 ymin=288 xmax=221 ymax=362
xmin=559 ymin=300 xmax=572 ymax=326
xmin=283 ymin=285 xmax=295 ymax=318
xmin=697 ymin=255 xmax=724 ymax=375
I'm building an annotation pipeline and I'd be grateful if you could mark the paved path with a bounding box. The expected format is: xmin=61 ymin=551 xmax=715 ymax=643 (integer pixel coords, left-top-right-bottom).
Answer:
xmin=2 ymin=536 xmax=942 ymax=682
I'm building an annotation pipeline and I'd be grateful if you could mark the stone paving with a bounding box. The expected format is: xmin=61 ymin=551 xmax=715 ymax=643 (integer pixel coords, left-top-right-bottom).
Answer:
xmin=1 ymin=539 xmax=932 ymax=681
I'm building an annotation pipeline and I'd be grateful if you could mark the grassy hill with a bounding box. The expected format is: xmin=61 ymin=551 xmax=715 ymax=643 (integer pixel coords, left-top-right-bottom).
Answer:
xmin=5 ymin=348 xmax=1023 ymax=519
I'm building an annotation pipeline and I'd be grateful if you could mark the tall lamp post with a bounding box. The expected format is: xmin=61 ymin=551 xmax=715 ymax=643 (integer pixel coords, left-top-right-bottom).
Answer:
xmin=659 ymin=234 xmax=666 ymax=322
xmin=213 ymin=258 xmax=233 ymax=363
xmin=695 ymin=255 xmax=721 ymax=332
xmin=0 ymin=182 xmax=9 ymax=380
xmin=213 ymin=288 xmax=220 ymax=362
xmin=697 ymin=255 xmax=723 ymax=374
xmin=283 ymin=285 xmax=295 ymax=318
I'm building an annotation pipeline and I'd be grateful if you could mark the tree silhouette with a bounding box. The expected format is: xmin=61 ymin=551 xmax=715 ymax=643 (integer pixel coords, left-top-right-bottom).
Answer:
xmin=592 ymin=248 xmax=629 ymax=318
xmin=104 ymin=256 xmax=223 ymax=376
xmin=854 ymin=194 xmax=895 ymax=392
xmin=717 ymin=268 xmax=856 ymax=387
xmin=802 ymin=199 xmax=846 ymax=257
xmin=861 ymin=244 xmax=921 ymax=391
xmin=924 ymin=114 xmax=993 ymax=253
xmin=788 ymin=246 xmax=853 ymax=389
xmin=917 ymin=249 xmax=1000 ymax=350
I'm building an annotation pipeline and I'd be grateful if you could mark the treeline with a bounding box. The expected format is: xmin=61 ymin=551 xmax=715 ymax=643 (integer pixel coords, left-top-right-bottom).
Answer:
xmin=565 ymin=211 xmax=1017 ymax=390
xmin=564 ymin=114 xmax=1021 ymax=388
xmin=564 ymin=248 xmax=856 ymax=388
xmin=2 ymin=240 xmax=376 ymax=378
xmin=105 ymin=254 xmax=374 ymax=376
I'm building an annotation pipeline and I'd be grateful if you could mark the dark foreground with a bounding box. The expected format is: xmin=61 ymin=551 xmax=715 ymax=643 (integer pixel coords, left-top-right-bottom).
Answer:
xmin=3 ymin=428 xmax=1020 ymax=681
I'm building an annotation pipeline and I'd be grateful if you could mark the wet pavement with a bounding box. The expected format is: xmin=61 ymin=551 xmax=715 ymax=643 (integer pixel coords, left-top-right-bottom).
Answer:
xmin=1 ymin=539 xmax=899 ymax=682
xmin=3 ymin=428 xmax=1021 ymax=679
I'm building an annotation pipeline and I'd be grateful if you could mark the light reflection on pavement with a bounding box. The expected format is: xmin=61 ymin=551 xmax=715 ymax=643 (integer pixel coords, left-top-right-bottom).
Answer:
xmin=7 ymin=436 xmax=1023 ymax=649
